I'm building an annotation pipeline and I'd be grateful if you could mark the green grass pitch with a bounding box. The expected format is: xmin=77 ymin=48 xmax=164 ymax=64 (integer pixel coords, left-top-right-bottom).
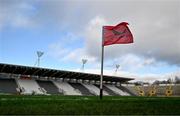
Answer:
xmin=0 ymin=95 xmax=180 ymax=115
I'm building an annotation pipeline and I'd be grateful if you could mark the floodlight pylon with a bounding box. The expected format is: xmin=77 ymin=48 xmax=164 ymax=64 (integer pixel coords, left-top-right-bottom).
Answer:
xmin=115 ymin=64 xmax=120 ymax=73
xmin=82 ymin=59 xmax=87 ymax=71
xmin=36 ymin=51 xmax=44 ymax=67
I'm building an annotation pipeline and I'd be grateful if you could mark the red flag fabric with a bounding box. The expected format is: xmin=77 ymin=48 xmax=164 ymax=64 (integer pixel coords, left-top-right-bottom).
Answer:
xmin=103 ymin=22 xmax=133 ymax=46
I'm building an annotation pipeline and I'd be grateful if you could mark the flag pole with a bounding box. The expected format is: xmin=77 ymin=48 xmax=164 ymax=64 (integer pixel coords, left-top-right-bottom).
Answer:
xmin=100 ymin=26 xmax=104 ymax=100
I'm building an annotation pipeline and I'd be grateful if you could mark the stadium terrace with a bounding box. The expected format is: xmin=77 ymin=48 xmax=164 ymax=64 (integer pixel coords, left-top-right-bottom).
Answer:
xmin=0 ymin=63 xmax=179 ymax=97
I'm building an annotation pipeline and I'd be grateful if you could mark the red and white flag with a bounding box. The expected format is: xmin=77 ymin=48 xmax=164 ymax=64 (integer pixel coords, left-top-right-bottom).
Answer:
xmin=103 ymin=22 xmax=133 ymax=46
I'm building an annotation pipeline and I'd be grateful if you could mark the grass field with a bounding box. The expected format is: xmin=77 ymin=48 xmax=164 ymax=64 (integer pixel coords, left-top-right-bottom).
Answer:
xmin=0 ymin=95 xmax=180 ymax=115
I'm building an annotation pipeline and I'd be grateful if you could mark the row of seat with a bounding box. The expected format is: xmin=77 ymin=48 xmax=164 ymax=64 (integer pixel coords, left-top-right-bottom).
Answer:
xmin=0 ymin=78 xmax=131 ymax=96
xmin=1 ymin=78 xmax=180 ymax=96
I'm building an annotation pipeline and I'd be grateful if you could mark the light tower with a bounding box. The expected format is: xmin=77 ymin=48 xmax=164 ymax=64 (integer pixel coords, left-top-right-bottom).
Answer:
xmin=36 ymin=51 xmax=44 ymax=67
xmin=115 ymin=64 xmax=120 ymax=73
xmin=81 ymin=59 xmax=88 ymax=71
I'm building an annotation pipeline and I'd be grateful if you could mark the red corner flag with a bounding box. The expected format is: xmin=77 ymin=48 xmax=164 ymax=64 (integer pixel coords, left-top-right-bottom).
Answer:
xmin=103 ymin=22 xmax=133 ymax=46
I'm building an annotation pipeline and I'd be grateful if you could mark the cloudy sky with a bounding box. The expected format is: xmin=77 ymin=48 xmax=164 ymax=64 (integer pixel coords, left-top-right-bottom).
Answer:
xmin=0 ymin=0 xmax=180 ymax=82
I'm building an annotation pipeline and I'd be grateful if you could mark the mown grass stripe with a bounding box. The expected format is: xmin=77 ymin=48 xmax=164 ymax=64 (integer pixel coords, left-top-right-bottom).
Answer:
xmin=0 ymin=95 xmax=179 ymax=115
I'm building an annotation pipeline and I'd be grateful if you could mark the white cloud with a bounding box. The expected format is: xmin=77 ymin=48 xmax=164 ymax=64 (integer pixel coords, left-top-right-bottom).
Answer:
xmin=0 ymin=0 xmax=37 ymax=29
xmin=61 ymin=48 xmax=96 ymax=63
xmin=84 ymin=12 xmax=180 ymax=65
xmin=1 ymin=0 xmax=180 ymax=81
xmin=48 ymin=32 xmax=96 ymax=64
xmin=84 ymin=16 xmax=107 ymax=59
xmin=47 ymin=0 xmax=180 ymax=80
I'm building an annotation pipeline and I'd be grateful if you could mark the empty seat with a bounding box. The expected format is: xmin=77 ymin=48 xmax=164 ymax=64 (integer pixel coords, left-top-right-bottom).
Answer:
xmin=105 ymin=85 xmax=130 ymax=96
xmin=173 ymin=85 xmax=180 ymax=96
xmin=53 ymin=81 xmax=81 ymax=95
xmin=16 ymin=79 xmax=44 ymax=95
xmin=117 ymin=86 xmax=136 ymax=96
xmin=81 ymin=83 xmax=109 ymax=96
xmin=94 ymin=84 xmax=110 ymax=95
xmin=102 ymin=85 xmax=119 ymax=96
xmin=0 ymin=78 xmax=18 ymax=94
xmin=68 ymin=82 xmax=95 ymax=96
xmin=36 ymin=80 xmax=60 ymax=94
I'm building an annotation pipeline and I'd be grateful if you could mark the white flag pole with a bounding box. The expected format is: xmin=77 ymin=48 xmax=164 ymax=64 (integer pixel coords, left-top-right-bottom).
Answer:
xmin=100 ymin=26 xmax=105 ymax=99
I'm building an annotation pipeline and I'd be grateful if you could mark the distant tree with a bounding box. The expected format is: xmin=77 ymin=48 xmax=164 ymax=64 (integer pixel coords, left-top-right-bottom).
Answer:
xmin=167 ymin=78 xmax=172 ymax=84
xmin=144 ymin=82 xmax=150 ymax=85
xmin=134 ymin=81 xmax=143 ymax=86
xmin=162 ymin=80 xmax=168 ymax=84
xmin=153 ymin=80 xmax=160 ymax=85
xmin=175 ymin=76 xmax=180 ymax=84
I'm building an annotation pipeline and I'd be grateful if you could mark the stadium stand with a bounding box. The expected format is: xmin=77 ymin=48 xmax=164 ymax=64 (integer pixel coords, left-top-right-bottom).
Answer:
xmin=155 ymin=84 xmax=172 ymax=96
xmin=68 ymin=82 xmax=94 ymax=95
xmin=173 ymin=84 xmax=180 ymax=96
xmin=116 ymin=85 xmax=136 ymax=96
xmin=0 ymin=63 xmax=133 ymax=96
xmin=0 ymin=78 xmax=18 ymax=94
xmin=93 ymin=84 xmax=110 ymax=95
xmin=147 ymin=85 xmax=157 ymax=96
xmin=53 ymin=81 xmax=82 ymax=95
xmin=16 ymin=78 xmax=44 ymax=95
xmin=102 ymin=85 xmax=120 ymax=96
xmin=0 ymin=63 xmax=133 ymax=84
xmin=81 ymin=83 xmax=102 ymax=95
xmin=124 ymin=85 xmax=139 ymax=96
xmin=144 ymin=84 xmax=176 ymax=96
xmin=141 ymin=85 xmax=150 ymax=96
xmin=36 ymin=80 xmax=60 ymax=94
xmin=105 ymin=85 xmax=130 ymax=96
xmin=0 ymin=63 xmax=179 ymax=97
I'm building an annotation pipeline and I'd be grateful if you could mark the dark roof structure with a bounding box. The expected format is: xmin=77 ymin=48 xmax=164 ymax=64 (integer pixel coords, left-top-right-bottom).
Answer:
xmin=0 ymin=63 xmax=134 ymax=83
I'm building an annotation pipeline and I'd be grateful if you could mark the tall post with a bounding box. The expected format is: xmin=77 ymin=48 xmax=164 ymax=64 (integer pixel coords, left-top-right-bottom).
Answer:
xmin=115 ymin=64 xmax=120 ymax=73
xmin=100 ymin=26 xmax=104 ymax=99
xmin=82 ymin=59 xmax=87 ymax=71
xmin=36 ymin=51 xmax=44 ymax=67
xmin=37 ymin=57 xmax=40 ymax=67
